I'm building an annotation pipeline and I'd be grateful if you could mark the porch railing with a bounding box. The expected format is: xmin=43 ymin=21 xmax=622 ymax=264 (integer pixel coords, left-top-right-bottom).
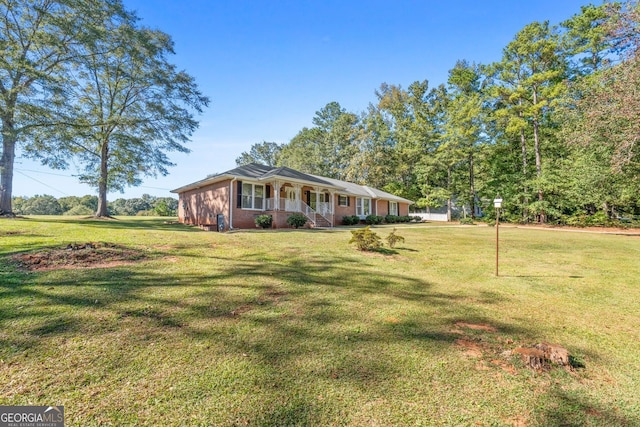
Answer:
xmin=261 ymin=198 xmax=332 ymax=227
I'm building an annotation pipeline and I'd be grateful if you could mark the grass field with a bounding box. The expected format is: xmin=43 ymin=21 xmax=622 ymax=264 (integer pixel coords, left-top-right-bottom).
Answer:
xmin=1 ymin=217 xmax=639 ymax=426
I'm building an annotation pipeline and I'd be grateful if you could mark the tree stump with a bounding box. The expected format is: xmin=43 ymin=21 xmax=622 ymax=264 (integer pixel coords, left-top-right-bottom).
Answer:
xmin=514 ymin=347 xmax=546 ymax=370
xmin=535 ymin=342 xmax=570 ymax=366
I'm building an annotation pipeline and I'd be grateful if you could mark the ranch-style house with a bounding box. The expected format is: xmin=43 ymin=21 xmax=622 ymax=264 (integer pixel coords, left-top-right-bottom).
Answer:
xmin=171 ymin=163 xmax=413 ymax=230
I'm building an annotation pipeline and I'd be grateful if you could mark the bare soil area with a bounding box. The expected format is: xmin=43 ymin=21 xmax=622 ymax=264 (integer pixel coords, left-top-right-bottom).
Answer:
xmin=11 ymin=242 xmax=147 ymax=271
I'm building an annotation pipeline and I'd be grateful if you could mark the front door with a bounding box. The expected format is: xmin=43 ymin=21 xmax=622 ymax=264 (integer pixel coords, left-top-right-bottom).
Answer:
xmin=285 ymin=188 xmax=297 ymax=212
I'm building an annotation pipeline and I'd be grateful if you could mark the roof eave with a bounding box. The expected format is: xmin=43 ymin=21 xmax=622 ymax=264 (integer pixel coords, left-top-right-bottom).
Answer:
xmin=170 ymin=174 xmax=235 ymax=194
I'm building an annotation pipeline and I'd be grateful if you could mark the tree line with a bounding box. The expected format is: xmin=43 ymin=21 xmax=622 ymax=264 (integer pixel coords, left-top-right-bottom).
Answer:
xmin=0 ymin=0 xmax=208 ymax=217
xmin=11 ymin=194 xmax=177 ymax=216
xmin=237 ymin=2 xmax=640 ymax=224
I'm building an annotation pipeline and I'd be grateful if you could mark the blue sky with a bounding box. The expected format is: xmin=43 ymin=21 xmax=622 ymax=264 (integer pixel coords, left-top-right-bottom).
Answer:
xmin=14 ymin=0 xmax=596 ymax=199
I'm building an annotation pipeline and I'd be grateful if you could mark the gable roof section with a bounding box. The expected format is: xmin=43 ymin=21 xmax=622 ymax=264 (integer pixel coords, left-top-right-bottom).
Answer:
xmin=172 ymin=163 xmax=413 ymax=204
xmin=309 ymin=174 xmax=413 ymax=204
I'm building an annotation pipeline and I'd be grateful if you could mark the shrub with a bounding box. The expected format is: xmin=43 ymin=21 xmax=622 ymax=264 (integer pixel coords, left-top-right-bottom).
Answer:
xmin=349 ymin=226 xmax=382 ymax=251
xmin=286 ymin=213 xmax=307 ymax=228
xmin=459 ymin=217 xmax=475 ymax=225
xmin=386 ymin=228 xmax=405 ymax=248
xmin=342 ymin=215 xmax=360 ymax=225
xmin=365 ymin=214 xmax=383 ymax=225
xmin=385 ymin=214 xmax=398 ymax=224
xmin=63 ymin=205 xmax=94 ymax=216
xmin=400 ymin=215 xmax=412 ymax=223
xmin=255 ymin=214 xmax=273 ymax=229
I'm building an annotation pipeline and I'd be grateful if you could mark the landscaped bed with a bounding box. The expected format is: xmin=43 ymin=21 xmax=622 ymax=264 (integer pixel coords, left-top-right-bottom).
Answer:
xmin=1 ymin=217 xmax=639 ymax=426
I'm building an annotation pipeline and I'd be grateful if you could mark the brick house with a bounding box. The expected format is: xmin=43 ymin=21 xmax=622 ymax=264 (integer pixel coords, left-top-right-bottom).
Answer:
xmin=171 ymin=163 xmax=413 ymax=230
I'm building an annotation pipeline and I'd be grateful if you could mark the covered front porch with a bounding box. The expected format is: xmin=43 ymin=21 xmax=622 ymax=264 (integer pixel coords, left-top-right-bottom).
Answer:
xmin=261 ymin=181 xmax=336 ymax=227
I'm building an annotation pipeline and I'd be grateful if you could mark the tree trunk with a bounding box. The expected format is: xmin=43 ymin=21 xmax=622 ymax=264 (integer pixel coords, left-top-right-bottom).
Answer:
xmin=0 ymin=119 xmax=16 ymax=215
xmin=95 ymin=141 xmax=109 ymax=217
xmin=446 ymin=165 xmax=452 ymax=222
xmin=469 ymin=151 xmax=476 ymax=219
xmin=519 ymin=106 xmax=529 ymax=222
xmin=532 ymin=89 xmax=545 ymax=223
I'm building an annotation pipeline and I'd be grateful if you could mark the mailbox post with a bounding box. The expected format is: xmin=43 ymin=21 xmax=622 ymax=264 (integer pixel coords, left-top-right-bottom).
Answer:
xmin=494 ymin=197 xmax=503 ymax=276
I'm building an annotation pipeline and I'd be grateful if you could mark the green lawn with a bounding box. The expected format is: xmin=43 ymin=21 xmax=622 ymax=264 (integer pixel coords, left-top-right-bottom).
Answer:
xmin=1 ymin=217 xmax=639 ymax=426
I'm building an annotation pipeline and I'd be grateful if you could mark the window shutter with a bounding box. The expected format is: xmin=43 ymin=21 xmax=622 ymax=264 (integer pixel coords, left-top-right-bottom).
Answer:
xmin=305 ymin=191 xmax=311 ymax=205
xmin=237 ymin=181 xmax=242 ymax=208
xmin=266 ymin=185 xmax=271 ymax=199
xmin=347 ymin=196 xmax=350 ymax=207
xmin=388 ymin=201 xmax=390 ymax=214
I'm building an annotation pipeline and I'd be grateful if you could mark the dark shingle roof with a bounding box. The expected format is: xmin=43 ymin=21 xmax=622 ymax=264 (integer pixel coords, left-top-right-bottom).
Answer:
xmin=172 ymin=163 xmax=413 ymax=204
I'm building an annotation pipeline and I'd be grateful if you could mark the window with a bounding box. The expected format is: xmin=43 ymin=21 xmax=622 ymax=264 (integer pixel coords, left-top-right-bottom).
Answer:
xmin=338 ymin=195 xmax=349 ymax=207
xmin=241 ymin=183 xmax=265 ymax=210
xmin=356 ymin=197 xmax=371 ymax=217
xmin=389 ymin=201 xmax=398 ymax=216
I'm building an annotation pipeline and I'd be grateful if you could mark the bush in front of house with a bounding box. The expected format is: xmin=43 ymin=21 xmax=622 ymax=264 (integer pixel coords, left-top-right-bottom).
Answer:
xmin=385 ymin=214 xmax=398 ymax=224
xmin=255 ymin=214 xmax=273 ymax=229
xmin=365 ymin=214 xmax=384 ymax=225
xmin=349 ymin=226 xmax=382 ymax=251
xmin=342 ymin=215 xmax=360 ymax=225
xmin=286 ymin=213 xmax=307 ymax=228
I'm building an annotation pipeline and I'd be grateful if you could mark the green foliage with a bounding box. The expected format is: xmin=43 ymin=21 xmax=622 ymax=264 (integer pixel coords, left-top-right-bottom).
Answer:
xmin=152 ymin=198 xmax=177 ymax=216
xmin=14 ymin=195 xmax=63 ymax=215
xmin=349 ymin=226 xmax=382 ymax=251
xmin=63 ymin=205 xmax=94 ymax=216
xmin=286 ymin=213 xmax=307 ymax=228
xmin=235 ymin=141 xmax=284 ymax=167
xmin=385 ymin=214 xmax=398 ymax=224
xmin=0 ymin=0 xmax=131 ymax=213
xmin=255 ymin=214 xmax=273 ymax=229
xmin=342 ymin=215 xmax=360 ymax=226
xmin=459 ymin=217 xmax=475 ymax=225
xmin=24 ymin=9 xmax=209 ymax=217
xmin=13 ymin=194 xmax=177 ymax=217
xmin=365 ymin=214 xmax=384 ymax=225
xmin=385 ymin=228 xmax=405 ymax=248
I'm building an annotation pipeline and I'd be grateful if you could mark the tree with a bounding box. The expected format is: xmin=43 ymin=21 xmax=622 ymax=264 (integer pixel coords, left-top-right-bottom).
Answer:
xmin=561 ymin=3 xmax=640 ymax=217
xmin=235 ymin=141 xmax=283 ymax=166
xmin=375 ymin=81 xmax=437 ymax=202
xmin=19 ymin=194 xmax=62 ymax=215
xmin=278 ymin=102 xmax=359 ymax=180
xmin=441 ymin=61 xmax=486 ymax=218
xmin=561 ymin=4 xmax=612 ymax=75
xmin=152 ymin=197 xmax=177 ymax=216
xmin=0 ymin=0 xmax=128 ymax=215
xmin=490 ymin=21 xmax=566 ymax=222
xmin=25 ymin=9 xmax=209 ymax=217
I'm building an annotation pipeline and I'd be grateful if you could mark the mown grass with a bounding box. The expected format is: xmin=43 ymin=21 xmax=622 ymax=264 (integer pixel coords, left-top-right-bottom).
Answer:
xmin=1 ymin=217 xmax=639 ymax=426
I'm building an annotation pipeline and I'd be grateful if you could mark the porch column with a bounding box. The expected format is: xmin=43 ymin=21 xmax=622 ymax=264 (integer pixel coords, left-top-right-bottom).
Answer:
xmin=294 ymin=185 xmax=301 ymax=211
xmin=315 ymin=187 xmax=320 ymax=211
xmin=273 ymin=181 xmax=281 ymax=211
xmin=329 ymin=191 xmax=335 ymax=214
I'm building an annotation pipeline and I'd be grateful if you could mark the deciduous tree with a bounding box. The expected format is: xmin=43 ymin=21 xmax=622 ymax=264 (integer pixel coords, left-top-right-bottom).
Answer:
xmin=26 ymin=13 xmax=209 ymax=217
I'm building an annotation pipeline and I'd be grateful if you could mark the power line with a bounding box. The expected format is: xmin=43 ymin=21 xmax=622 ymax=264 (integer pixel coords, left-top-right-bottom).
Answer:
xmin=15 ymin=168 xmax=75 ymax=178
xmin=15 ymin=170 xmax=70 ymax=196
xmin=15 ymin=167 xmax=172 ymax=192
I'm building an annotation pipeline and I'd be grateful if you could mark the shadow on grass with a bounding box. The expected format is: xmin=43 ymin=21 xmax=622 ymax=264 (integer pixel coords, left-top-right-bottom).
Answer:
xmin=500 ymin=275 xmax=585 ymax=279
xmin=538 ymin=387 xmax=640 ymax=426
xmin=1 ymin=245 xmax=633 ymax=425
xmin=18 ymin=216 xmax=200 ymax=232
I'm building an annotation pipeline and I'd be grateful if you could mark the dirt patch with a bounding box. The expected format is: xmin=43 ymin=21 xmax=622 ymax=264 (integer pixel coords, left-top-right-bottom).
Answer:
xmin=455 ymin=338 xmax=484 ymax=358
xmin=11 ymin=242 xmax=147 ymax=271
xmin=454 ymin=321 xmax=498 ymax=332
